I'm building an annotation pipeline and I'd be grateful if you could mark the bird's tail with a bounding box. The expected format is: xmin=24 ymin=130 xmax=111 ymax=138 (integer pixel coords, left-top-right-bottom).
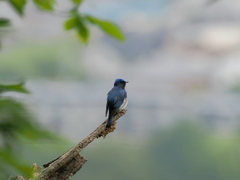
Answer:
xmin=106 ymin=115 xmax=113 ymax=128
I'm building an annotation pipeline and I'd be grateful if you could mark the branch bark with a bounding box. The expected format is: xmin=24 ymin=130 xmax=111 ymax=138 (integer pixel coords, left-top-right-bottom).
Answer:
xmin=14 ymin=109 xmax=127 ymax=180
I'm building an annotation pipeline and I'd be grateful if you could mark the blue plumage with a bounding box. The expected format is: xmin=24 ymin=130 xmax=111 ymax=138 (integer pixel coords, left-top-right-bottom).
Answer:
xmin=105 ymin=78 xmax=128 ymax=128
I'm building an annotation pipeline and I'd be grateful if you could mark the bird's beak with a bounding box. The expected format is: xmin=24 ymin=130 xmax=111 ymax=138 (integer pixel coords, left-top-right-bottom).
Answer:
xmin=125 ymin=81 xmax=129 ymax=83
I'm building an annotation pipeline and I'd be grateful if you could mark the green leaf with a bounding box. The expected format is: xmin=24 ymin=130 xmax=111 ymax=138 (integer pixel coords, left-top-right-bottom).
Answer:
xmin=33 ymin=0 xmax=55 ymax=11
xmin=76 ymin=20 xmax=90 ymax=43
xmin=72 ymin=0 xmax=83 ymax=6
xmin=63 ymin=16 xmax=89 ymax=43
xmin=0 ymin=18 xmax=10 ymax=27
xmin=64 ymin=17 xmax=78 ymax=30
xmin=8 ymin=0 xmax=26 ymax=15
xmin=85 ymin=15 xmax=125 ymax=41
xmin=0 ymin=83 xmax=29 ymax=94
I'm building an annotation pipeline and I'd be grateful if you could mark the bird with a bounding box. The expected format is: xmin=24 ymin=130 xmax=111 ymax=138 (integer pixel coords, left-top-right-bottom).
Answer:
xmin=105 ymin=78 xmax=128 ymax=128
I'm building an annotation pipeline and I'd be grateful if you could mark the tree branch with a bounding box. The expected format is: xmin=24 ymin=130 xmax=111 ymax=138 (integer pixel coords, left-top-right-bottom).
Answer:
xmin=15 ymin=109 xmax=127 ymax=180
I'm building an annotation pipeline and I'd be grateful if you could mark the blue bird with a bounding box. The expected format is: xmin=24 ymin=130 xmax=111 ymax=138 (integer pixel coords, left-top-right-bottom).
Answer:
xmin=105 ymin=78 xmax=128 ymax=128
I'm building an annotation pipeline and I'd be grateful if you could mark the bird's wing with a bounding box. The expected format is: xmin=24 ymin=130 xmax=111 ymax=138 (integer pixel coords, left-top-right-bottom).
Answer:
xmin=107 ymin=87 xmax=127 ymax=110
xmin=113 ymin=89 xmax=127 ymax=109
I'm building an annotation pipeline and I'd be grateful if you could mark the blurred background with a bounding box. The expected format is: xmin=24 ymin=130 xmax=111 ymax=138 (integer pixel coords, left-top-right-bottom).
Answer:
xmin=1 ymin=0 xmax=240 ymax=179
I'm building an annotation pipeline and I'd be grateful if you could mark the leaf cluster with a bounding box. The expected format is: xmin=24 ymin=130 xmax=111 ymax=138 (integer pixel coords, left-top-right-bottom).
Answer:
xmin=64 ymin=11 xmax=125 ymax=43
xmin=0 ymin=83 xmax=60 ymax=179
xmin=0 ymin=0 xmax=125 ymax=44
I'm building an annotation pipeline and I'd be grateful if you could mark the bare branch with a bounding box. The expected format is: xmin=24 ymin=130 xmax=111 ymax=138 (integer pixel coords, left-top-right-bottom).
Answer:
xmin=37 ymin=109 xmax=127 ymax=180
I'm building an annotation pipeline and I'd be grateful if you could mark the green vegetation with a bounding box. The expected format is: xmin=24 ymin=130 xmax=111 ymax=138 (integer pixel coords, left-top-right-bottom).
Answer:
xmin=3 ymin=120 xmax=238 ymax=179
xmin=0 ymin=0 xmax=126 ymax=178
xmin=1 ymin=0 xmax=235 ymax=179
xmin=0 ymin=82 xmax=65 ymax=179
xmin=73 ymin=122 xmax=240 ymax=180
xmin=0 ymin=40 xmax=86 ymax=80
xmin=230 ymin=82 xmax=240 ymax=93
xmin=1 ymin=0 xmax=125 ymax=44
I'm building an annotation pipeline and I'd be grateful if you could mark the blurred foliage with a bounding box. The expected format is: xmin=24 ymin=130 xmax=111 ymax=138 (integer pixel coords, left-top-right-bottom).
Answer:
xmin=0 ymin=83 xmax=29 ymax=94
xmin=0 ymin=18 xmax=10 ymax=48
xmin=85 ymin=15 xmax=125 ymax=41
xmin=64 ymin=9 xmax=125 ymax=43
xmin=0 ymin=83 xmax=63 ymax=179
xmin=0 ymin=40 xmax=86 ymax=80
xmin=33 ymin=0 xmax=56 ymax=11
xmin=8 ymin=0 xmax=26 ymax=15
xmin=0 ymin=18 xmax=10 ymax=27
xmin=72 ymin=0 xmax=82 ymax=6
xmin=148 ymin=122 xmax=240 ymax=180
xmin=0 ymin=0 xmax=125 ymax=44
xmin=0 ymin=0 xmax=125 ymax=179
xmin=0 ymin=0 xmax=125 ymax=178
xmin=230 ymin=82 xmax=240 ymax=93
xmin=64 ymin=12 xmax=90 ymax=43
xmin=74 ymin=122 xmax=240 ymax=180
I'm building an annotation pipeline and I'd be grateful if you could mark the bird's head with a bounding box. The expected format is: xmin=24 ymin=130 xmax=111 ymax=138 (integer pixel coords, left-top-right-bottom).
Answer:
xmin=114 ymin=78 xmax=128 ymax=89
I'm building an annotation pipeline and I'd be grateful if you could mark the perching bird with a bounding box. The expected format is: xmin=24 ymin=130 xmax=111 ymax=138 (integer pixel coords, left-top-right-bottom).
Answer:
xmin=105 ymin=78 xmax=128 ymax=128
